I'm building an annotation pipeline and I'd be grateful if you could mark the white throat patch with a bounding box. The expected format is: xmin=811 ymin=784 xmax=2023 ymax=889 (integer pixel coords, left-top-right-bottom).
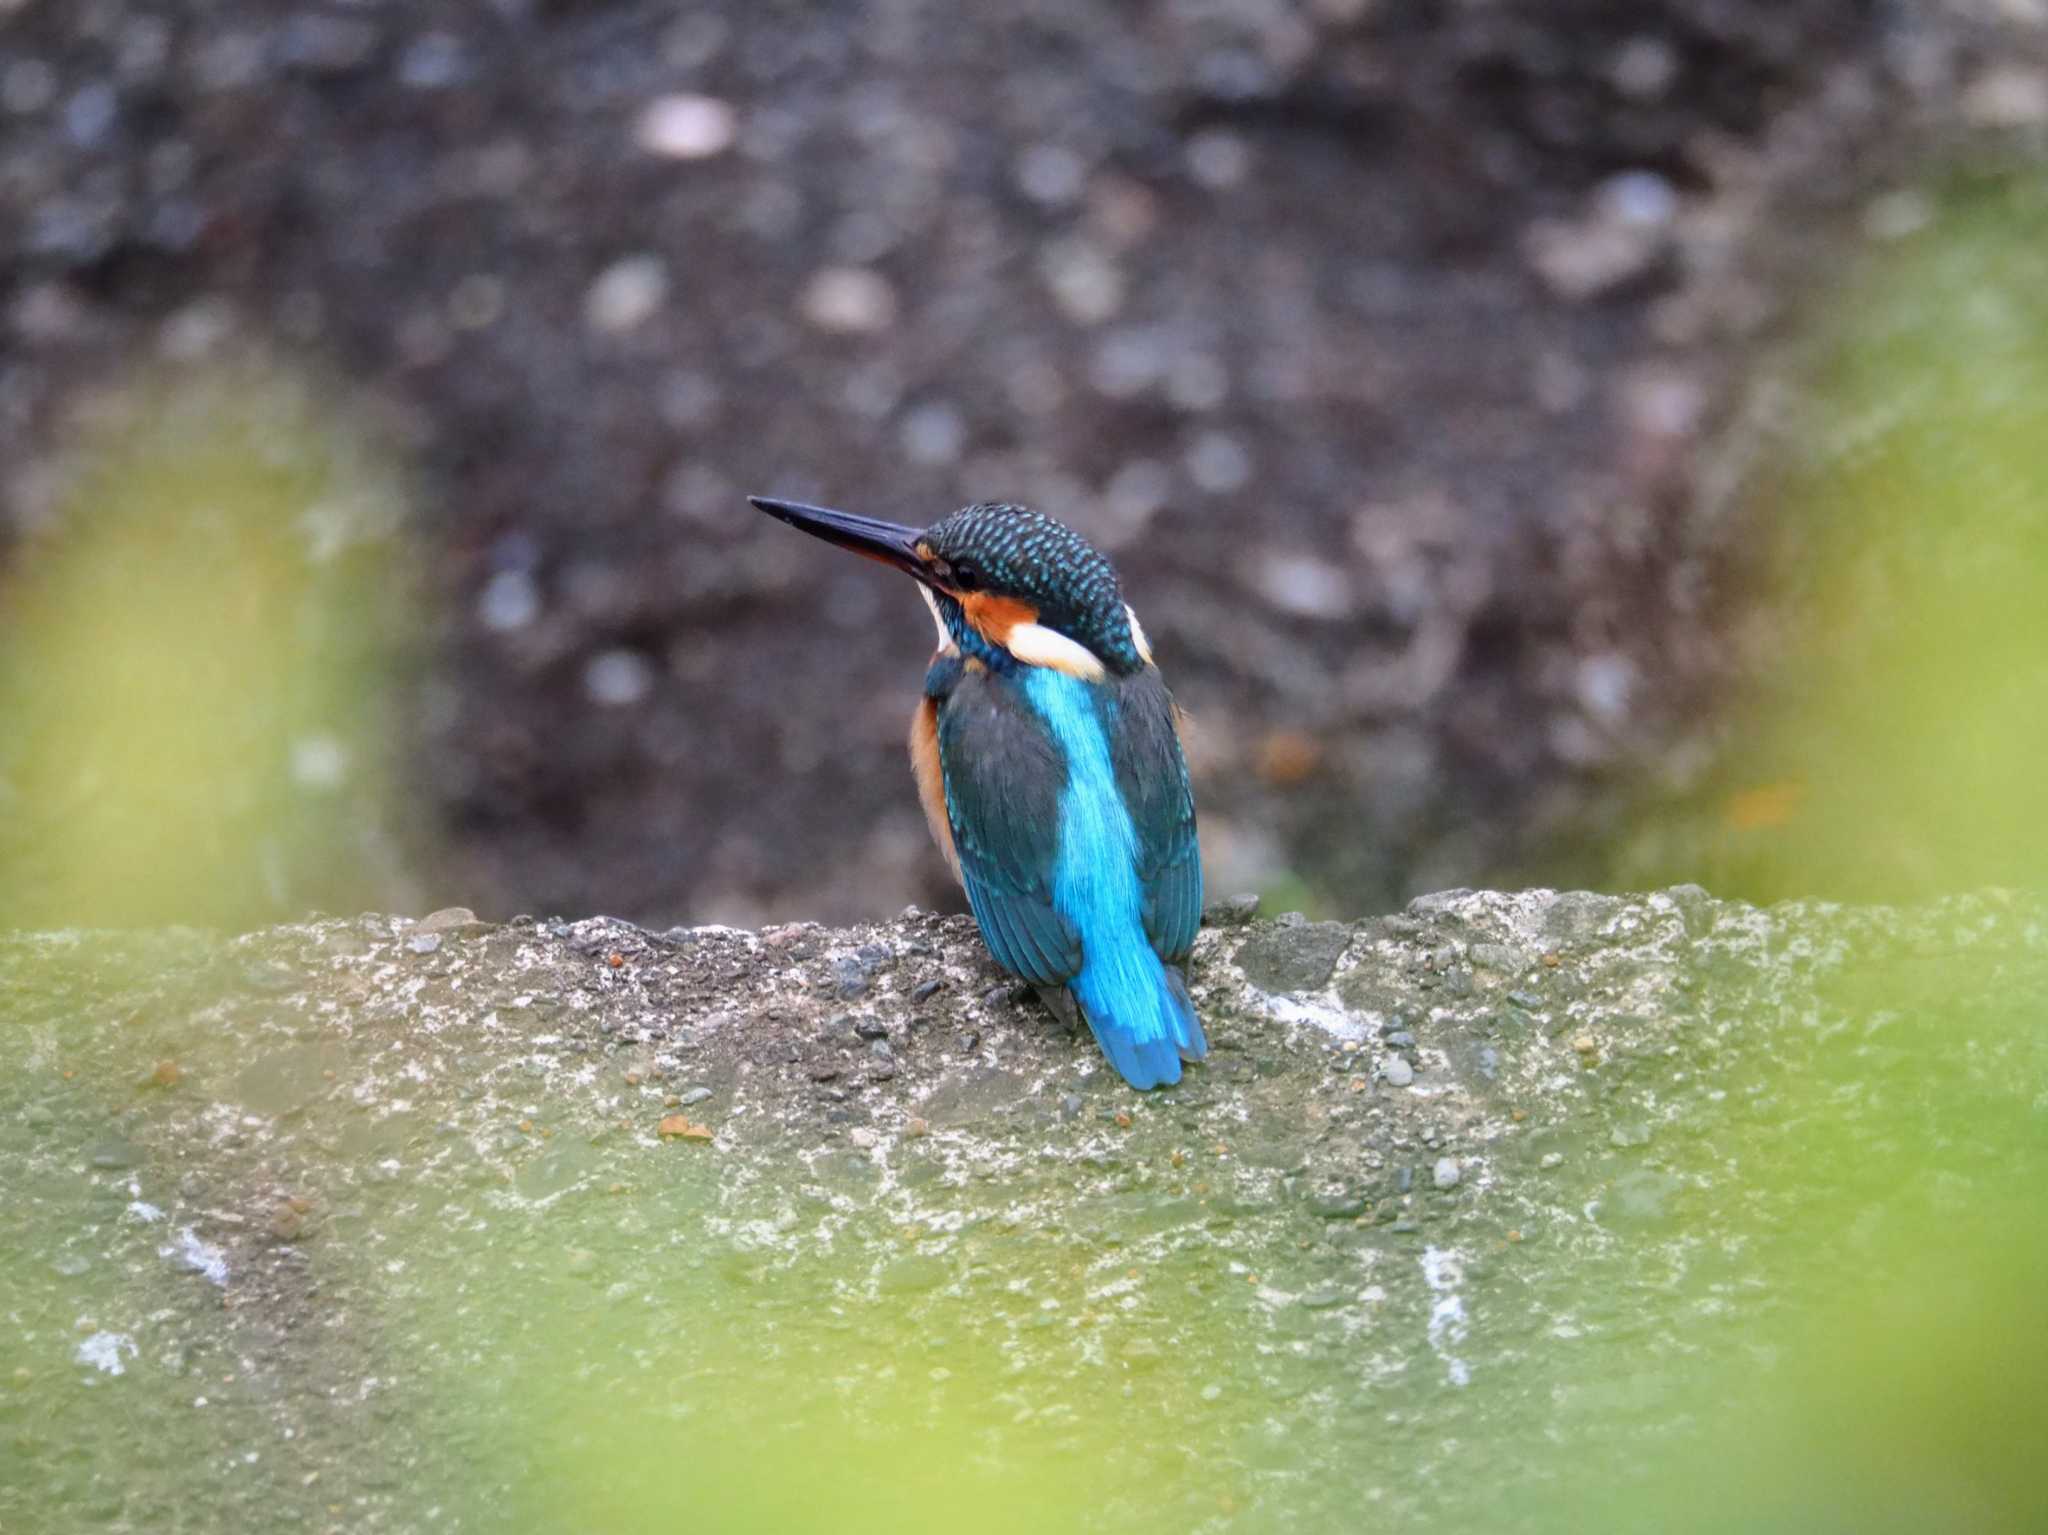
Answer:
xmin=1007 ymin=621 xmax=1107 ymax=682
xmin=918 ymin=585 xmax=955 ymax=653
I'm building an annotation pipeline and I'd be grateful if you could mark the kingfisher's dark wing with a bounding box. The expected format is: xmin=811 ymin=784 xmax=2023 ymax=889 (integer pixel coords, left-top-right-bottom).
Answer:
xmin=1111 ymin=667 xmax=1202 ymax=965
xmin=932 ymin=664 xmax=1083 ymax=986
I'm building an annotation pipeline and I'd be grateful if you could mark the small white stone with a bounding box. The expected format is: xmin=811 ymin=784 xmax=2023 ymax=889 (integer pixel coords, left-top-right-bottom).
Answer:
xmin=1963 ymin=65 xmax=2048 ymax=128
xmin=800 ymin=266 xmax=897 ymax=334
xmin=1184 ymin=430 xmax=1252 ymax=495
xmin=655 ymin=368 xmax=722 ymax=429
xmin=1608 ymin=37 xmax=1676 ymax=101
xmin=1015 ymin=143 xmax=1087 ymax=206
xmin=634 ymin=93 xmax=737 ymax=160
xmin=1597 ymin=169 xmax=1678 ymax=231
xmin=290 ymin=735 xmax=350 ymax=792
xmin=1433 ymin=1157 xmax=1462 ymax=1190
xmin=900 ymin=402 xmax=967 ymax=467
xmin=1 ymin=58 xmax=58 ymax=116
xmin=1863 ymin=189 xmax=1934 ymax=243
xmin=1186 ymin=129 xmax=1251 ymax=189
xmin=583 ymin=649 xmax=655 ymax=707
xmin=585 ymin=255 xmax=669 ymax=335
xmin=1256 ymin=550 xmax=1352 ymax=619
xmin=1089 ymin=328 xmax=1165 ymax=398
xmin=1576 ymin=653 xmax=1638 ymax=724
xmin=1166 ymin=352 xmax=1229 ymax=413
xmin=1100 ymin=458 xmax=1172 ymax=547
xmin=1383 ymin=1056 xmax=1416 ymax=1088
xmin=158 ymin=300 xmax=236 ymax=361
xmin=478 ymin=570 xmax=541 ymax=632
xmin=1040 ymin=238 xmax=1123 ymax=326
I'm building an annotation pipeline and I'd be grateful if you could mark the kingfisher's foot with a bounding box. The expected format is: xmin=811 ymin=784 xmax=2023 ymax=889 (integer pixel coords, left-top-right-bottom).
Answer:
xmin=1033 ymin=984 xmax=1082 ymax=1036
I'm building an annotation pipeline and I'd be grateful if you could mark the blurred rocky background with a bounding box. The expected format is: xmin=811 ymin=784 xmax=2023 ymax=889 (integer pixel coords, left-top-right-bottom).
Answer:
xmin=3 ymin=0 xmax=2046 ymax=930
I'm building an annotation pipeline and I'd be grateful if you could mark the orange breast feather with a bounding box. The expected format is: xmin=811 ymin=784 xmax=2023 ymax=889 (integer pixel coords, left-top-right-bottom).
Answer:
xmin=909 ymin=695 xmax=961 ymax=884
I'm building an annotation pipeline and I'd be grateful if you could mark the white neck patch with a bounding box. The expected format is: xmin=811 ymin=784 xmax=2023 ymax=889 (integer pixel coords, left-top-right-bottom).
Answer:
xmin=1007 ymin=621 xmax=1107 ymax=682
xmin=918 ymin=585 xmax=955 ymax=653
xmin=1124 ymin=604 xmax=1154 ymax=666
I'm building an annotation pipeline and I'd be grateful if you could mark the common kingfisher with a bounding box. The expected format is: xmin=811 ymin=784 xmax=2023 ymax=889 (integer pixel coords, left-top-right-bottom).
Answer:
xmin=750 ymin=495 xmax=1207 ymax=1090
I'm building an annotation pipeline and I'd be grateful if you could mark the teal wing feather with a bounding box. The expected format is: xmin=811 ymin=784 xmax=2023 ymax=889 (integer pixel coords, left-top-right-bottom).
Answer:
xmin=929 ymin=660 xmax=1082 ymax=987
xmin=1110 ymin=668 xmax=1202 ymax=965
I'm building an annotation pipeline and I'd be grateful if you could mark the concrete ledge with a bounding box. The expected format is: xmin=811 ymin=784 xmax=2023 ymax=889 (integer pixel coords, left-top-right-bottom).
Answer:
xmin=4 ymin=887 xmax=2044 ymax=1528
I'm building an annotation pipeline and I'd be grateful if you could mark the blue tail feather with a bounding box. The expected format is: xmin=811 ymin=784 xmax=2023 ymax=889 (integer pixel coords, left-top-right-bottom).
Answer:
xmin=1071 ymin=952 xmax=1205 ymax=1091
xmin=1024 ymin=667 xmax=1206 ymax=1091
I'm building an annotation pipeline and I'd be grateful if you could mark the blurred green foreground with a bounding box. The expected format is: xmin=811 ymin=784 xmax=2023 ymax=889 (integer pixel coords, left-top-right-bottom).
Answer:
xmin=0 ymin=364 xmax=417 ymax=931
xmin=3 ymin=176 xmax=2048 ymax=1532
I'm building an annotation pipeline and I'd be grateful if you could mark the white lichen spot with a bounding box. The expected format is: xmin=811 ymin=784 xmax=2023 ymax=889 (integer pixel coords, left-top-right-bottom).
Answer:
xmin=76 ymin=1331 xmax=138 ymax=1376
xmin=162 ymin=1227 xmax=229 ymax=1287
xmin=1421 ymin=1245 xmax=1472 ymax=1387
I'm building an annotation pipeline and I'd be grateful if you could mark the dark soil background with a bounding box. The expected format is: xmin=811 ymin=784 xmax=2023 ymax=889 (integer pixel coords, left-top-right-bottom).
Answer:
xmin=2 ymin=1 xmax=2042 ymax=927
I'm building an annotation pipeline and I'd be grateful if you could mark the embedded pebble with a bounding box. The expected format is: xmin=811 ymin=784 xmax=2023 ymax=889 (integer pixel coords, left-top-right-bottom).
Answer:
xmin=1433 ymin=1157 xmax=1462 ymax=1190
xmin=800 ymin=266 xmax=896 ymax=333
xmin=634 ymin=93 xmax=737 ymax=159
xmin=899 ymin=402 xmax=966 ymax=466
xmin=1256 ymin=551 xmax=1352 ymax=618
xmin=1383 ymin=1057 xmax=1415 ymax=1088
xmin=1185 ymin=430 xmax=1253 ymax=495
xmin=1040 ymin=238 xmax=1123 ymax=325
xmin=583 ymin=649 xmax=656 ymax=707
xmin=1308 ymin=1189 xmax=1368 ymax=1219
xmin=585 ymin=255 xmax=669 ymax=335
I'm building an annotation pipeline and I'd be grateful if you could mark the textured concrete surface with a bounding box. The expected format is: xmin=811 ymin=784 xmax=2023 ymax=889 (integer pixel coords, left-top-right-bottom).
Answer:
xmin=5 ymin=887 xmax=2045 ymax=1529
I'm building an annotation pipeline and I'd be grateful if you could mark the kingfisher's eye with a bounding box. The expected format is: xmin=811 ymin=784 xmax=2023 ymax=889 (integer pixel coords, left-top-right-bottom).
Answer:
xmin=949 ymin=562 xmax=983 ymax=593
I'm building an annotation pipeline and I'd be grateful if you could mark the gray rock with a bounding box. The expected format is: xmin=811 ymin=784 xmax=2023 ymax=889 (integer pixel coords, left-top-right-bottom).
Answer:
xmin=1433 ymin=1157 xmax=1462 ymax=1190
xmin=831 ymin=955 xmax=872 ymax=999
xmin=87 ymin=1137 xmax=138 ymax=1169
xmin=1202 ymin=893 xmax=1261 ymax=928
xmin=1383 ymin=1056 xmax=1415 ymax=1087
xmin=1307 ymin=1186 xmax=1370 ymax=1219
xmin=1236 ymin=921 xmax=1351 ymax=993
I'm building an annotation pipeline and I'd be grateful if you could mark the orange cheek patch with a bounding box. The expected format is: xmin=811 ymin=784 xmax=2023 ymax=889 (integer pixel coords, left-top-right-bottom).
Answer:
xmin=959 ymin=592 xmax=1038 ymax=647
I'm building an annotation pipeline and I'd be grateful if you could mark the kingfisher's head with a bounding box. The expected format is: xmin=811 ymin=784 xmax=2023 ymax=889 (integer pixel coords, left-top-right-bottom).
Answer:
xmin=750 ymin=496 xmax=1153 ymax=680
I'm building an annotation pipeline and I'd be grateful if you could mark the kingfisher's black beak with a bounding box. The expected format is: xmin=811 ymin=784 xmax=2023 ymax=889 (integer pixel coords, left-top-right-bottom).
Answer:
xmin=749 ymin=496 xmax=939 ymax=589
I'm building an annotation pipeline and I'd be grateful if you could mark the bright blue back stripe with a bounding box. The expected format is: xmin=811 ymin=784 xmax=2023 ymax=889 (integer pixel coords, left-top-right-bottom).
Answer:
xmin=1023 ymin=670 xmax=1190 ymax=1079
